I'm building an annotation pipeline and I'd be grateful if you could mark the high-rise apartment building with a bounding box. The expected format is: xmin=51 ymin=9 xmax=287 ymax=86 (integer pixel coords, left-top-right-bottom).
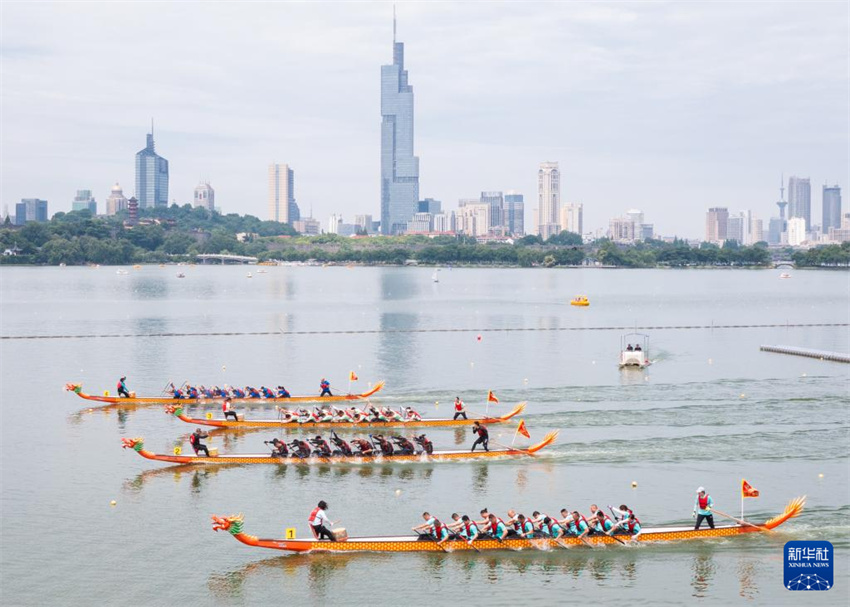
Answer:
xmin=135 ymin=129 xmax=169 ymax=209
xmin=787 ymin=217 xmax=807 ymax=246
xmin=71 ymin=190 xmax=97 ymax=214
xmin=705 ymin=207 xmax=729 ymax=243
xmin=380 ymin=17 xmax=419 ymax=235
xmin=537 ymin=162 xmax=561 ymax=240
xmin=609 ymin=216 xmax=636 ymax=243
xmin=787 ymin=176 xmax=811 ymax=230
xmin=822 ymin=185 xmax=842 ymax=233
xmin=560 ymin=203 xmax=583 ymax=236
xmin=268 ymin=164 xmax=299 ymax=223
xmin=433 ymin=211 xmax=455 ymax=233
xmin=726 ymin=214 xmax=744 ymax=243
xmin=354 ymin=214 xmax=373 ymax=234
xmin=105 ymin=183 xmax=128 ymax=216
xmin=15 ymin=199 xmax=48 ymax=225
xmin=504 ymin=192 xmax=525 ymax=236
xmin=194 ymin=183 xmax=215 ymax=211
xmin=406 ymin=212 xmax=432 ymax=233
xmin=457 ymin=203 xmax=490 ymax=237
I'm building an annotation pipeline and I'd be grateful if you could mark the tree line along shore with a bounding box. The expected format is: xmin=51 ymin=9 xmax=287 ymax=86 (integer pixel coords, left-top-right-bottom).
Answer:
xmin=1 ymin=205 xmax=847 ymax=268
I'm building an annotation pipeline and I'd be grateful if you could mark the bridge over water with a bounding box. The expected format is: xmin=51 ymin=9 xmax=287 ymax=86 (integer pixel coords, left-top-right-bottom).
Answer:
xmin=196 ymin=254 xmax=258 ymax=265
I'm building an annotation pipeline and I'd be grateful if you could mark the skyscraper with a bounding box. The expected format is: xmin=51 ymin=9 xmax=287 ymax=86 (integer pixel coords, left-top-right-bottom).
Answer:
xmin=504 ymin=192 xmax=525 ymax=236
xmin=705 ymin=207 xmax=729 ymax=243
xmin=560 ymin=203 xmax=583 ymax=235
xmin=380 ymin=14 xmax=419 ymax=235
xmin=537 ymin=162 xmax=561 ymax=240
xmin=726 ymin=214 xmax=744 ymax=243
xmin=194 ymin=182 xmax=215 ymax=211
xmin=787 ymin=217 xmax=807 ymax=246
xmin=823 ymin=185 xmax=842 ymax=233
xmin=787 ymin=176 xmax=811 ymax=230
xmin=480 ymin=191 xmax=504 ymax=232
xmin=15 ymin=199 xmax=48 ymax=225
xmin=268 ymin=164 xmax=299 ymax=223
xmin=135 ymin=128 xmax=169 ymax=209
xmin=71 ymin=190 xmax=97 ymax=214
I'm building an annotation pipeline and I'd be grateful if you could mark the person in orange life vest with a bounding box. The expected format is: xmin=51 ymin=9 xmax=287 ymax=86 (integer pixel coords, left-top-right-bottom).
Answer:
xmin=610 ymin=505 xmax=642 ymax=536
xmin=189 ymin=428 xmax=210 ymax=456
xmin=486 ymin=514 xmax=509 ymax=540
xmin=588 ymin=505 xmax=612 ymax=534
xmin=309 ymin=501 xmax=336 ymax=541
xmin=319 ymin=379 xmax=332 ymax=397
xmin=222 ymin=397 xmax=238 ymax=421
xmin=471 ymin=421 xmax=489 ymax=452
xmin=514 ymin=514 xmax=536 ymax=538
xmin=506 ymin=509 xmax=530 ymax=538
xmin=413 ymin=512 xmax=450 ymax=544
xmin=693 ymin=487 xmax=715 ymax=530
xmin=568 ymin=511 xmax=591 ymax=538
xmin=117 ymin=377 xmax=130 ymax=398
xmin=453 ymin=397 xmax=467 ymax=420
xmin=447 ymin=513 xmax=480 ymax=544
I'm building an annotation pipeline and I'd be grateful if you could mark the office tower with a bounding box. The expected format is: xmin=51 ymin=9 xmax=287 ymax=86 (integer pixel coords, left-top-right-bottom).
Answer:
xmin=433 ymin=211 xmax=455 ymax=233
xmin=751 ymin=218 xmax=763 ymax=243
xmin=380 ymin=14 xmax=419 ymax=235
xmin=15 ymin=199 xmax=48 ymax=224
xmin=560 ymin=203 xmax=583 ymax=236
xmin=480 ymin=191 xmax=504 ymax=231
xmin=135 ymin=127 xmax=169 ymax=209
xmin=787 ymin=217 xmax=807 ymax=246
xmin=639 ymin=224 xmax=654 ymax=240
xmin=71 ymin=190 xmax=97 ymax=214
xmin=705 ymin=208 xmax=729 ymax=243
xmin=105 ymin=183 xmax=128 ymax=216
xmin=504 ymin=192 xmax=525 ymax=236
xmin=609 ymin=216 xmax=636 ymax=242
xmin=268 ymin=164 xmax=299 ymax=223
xmin=768 ymin=217 xmax=785 ymax=244
xmin=354 ymin=214 xmax=373 ymax=234
xmin=823 ymin=185 xmax=842 ymax=233
xmin=787 ymin=176 xmax=811 ymax=230
xmin=418 ymin=198 xmax=441 ymax=215
xmin=193 ymin=183 xmax=215 ymax=211
xmin=726 ymin=214 xmax=744 ymax=243
xmin=537 ymin=162 xmax=561 ymax=239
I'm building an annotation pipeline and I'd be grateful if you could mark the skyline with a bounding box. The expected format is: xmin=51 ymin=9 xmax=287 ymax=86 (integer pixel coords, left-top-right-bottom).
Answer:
xmin=2 ymin=2 xmax=848 ymax=237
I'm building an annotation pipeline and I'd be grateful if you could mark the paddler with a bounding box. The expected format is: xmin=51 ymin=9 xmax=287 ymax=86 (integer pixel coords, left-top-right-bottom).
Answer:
xmin=453 ymin=397 xmax=467 ymax=420
xmin=485 ymin=513 xmax=510 ymax=540
xmin=514 ymin=514 xmax=536 ymax=538
xmin=403 ymin=406 xmax=422 ymax=421
xmin=222 ymin=397 xmax=238 ymax=421
xmin=593 ymin=510 xmax=615 ymax=534
xmin=276 ymin=385 xmax=291 ymax=398
xmin=567 ymin=511 xmax=591 ymax=539
xmin=448 ymin=514 xmax=480 ymax=545
xmin=308 ymin=501 xmax=336 ymax=541
xmin=265 ymin=438 xmax=288 ymax=457
xmin=693 ymin=487 xmax=715 ymax=530
xmin=540 ymin=516 xmax=566 ymax=539
xmin=383 ymin=407 xmax=403 ymax=422
xmin=189 ymin=428 xmax=210 ymax=456
xmin=371 ymin=434 xmax=394 ymax=456
xmin=310 ymin=435 xmax=332 ymax=457
xmin=412 ymin=512 xmax=450 ymax=545
xmin=471 ymin=421 xmax=489 ymax=452
xmin=351 ymin=438 xmax=374 ymax=456
xmin=319 ymin=378 xmax=332 ymax=397
xmin=117 ymin=376 xmax=130 ymax=398
xmin=392 ymin=435 xmax=415 ymax=455
xmin=610 ymin=504 xmax=642 ymax=537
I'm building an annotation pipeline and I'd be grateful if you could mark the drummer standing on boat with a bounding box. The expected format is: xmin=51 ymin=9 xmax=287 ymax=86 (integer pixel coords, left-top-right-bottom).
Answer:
xmin=319 ymin=378 xmax=333 ymax=397
xmin=117 ymin=376 xmax=130 ymax=398
xmin=453 ymin=397 xmax=467 ymax=420
xmin=693 ymin=487 xmax=715 ymax=529
xmin=471 ymin=421 xmax=489 ymax=452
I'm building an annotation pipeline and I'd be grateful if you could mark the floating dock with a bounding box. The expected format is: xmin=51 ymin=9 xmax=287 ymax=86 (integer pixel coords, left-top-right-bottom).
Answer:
xmin=760 ymin=345 xmax=850 ymax=364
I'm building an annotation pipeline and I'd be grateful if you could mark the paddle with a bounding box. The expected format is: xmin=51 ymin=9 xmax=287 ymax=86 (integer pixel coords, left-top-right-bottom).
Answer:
xmin=415 ymin=531 xmax=448 ymax=553
xmin=711 ymin=509 xmax=771 ymax=532
xmin=605 ymin=530 xmax=628 ymax=545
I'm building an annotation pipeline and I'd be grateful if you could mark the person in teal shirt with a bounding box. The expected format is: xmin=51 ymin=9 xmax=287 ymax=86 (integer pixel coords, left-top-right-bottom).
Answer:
xmin=486 ymin=514 xmax=509 ymax=540
xmin=593 ymin=510 xmax=614 ymax=534
xmin=539 ymin=517 xmax=566 ymax=539
xmin=694 ymin=487 xmax=715 ymax=529
xmin=567 ymin=512 xmax=590 ymax=537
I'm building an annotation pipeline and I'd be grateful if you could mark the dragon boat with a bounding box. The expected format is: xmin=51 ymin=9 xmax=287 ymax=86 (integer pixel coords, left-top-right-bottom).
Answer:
xmin=64 ymin=381 xmax=384 ymax=406
xmin=210 ymin=497 xmax=805 ymax=553
xmin=120 ymin=431 xmax=558 ymax=466
xmin=164 ymin=402 xmax=526 ymax=429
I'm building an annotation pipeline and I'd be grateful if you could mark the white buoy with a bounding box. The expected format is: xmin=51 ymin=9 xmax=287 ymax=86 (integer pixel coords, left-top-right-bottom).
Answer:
xmin=631 ymin=481 xmax=638 ymax=488
xmin=395 ymin=489 xmax=402 ymax=496
xmin=708 ymin=358 xmax=713 ymax=365
xmin=110 ymin=500 xmax=117 ymax=506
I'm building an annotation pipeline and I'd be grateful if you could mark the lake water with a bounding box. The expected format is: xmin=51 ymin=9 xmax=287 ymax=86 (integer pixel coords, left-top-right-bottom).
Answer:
xmin=1 ymin=265 xmax=848 ymax=606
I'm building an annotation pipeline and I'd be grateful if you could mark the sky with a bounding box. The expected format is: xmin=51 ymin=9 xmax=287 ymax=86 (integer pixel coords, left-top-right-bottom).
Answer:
xmin=2 ymin=1 xmax=848 ymax=238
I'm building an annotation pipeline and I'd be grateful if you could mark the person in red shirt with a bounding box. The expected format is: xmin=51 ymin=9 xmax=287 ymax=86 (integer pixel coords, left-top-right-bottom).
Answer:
xmin=471 ymin=421 xmax=489 ymax=452
xmin=453 ymin=397 xmax=467 ymax=420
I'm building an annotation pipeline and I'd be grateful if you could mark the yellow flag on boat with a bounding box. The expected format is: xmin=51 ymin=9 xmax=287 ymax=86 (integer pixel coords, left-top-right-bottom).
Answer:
xmin=349 ymin=371 xmax=358 ymax=381
xmin=487 ymin=391 xmax=499 ymax=403
xmin=742 ymin=479 xmax=760 ymax=498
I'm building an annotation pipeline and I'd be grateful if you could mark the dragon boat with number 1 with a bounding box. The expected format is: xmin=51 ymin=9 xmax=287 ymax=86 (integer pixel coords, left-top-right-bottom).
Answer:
xmin=165 ymin=402 xmax=526 ymax=429
xmin=210 ymin=496 xmax=805 ymax=553
xmin=64 ymin=381 xmax=384 ymax=406
xmin=120 ymin=431 xmax=558 ymax=466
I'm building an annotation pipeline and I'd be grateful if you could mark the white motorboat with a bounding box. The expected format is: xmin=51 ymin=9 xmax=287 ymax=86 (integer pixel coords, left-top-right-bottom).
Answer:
xmin=619 ymin=333 xmax=650 ymax=369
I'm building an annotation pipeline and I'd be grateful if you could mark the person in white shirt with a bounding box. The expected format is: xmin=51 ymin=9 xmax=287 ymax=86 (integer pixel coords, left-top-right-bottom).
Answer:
xmin=308 ymin=500 xmax=336 ymax=541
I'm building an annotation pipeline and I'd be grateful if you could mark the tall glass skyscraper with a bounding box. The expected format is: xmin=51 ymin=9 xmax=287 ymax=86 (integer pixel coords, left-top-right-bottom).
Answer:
xmin=787 ymin=175 xmax=811 ymax=231
xmin=380 ymin=17 xmax=419 ymax=235
xmin=822 ymin=185 xmax=842 ymax=233
xmin=135 ymin=129 xmax=169 ymax=209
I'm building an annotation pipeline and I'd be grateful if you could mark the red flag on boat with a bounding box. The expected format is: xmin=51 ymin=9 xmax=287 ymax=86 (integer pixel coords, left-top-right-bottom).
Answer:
xmin=349 ymin=371 xmax=358 ymax=381
xmin=741 ymin=479 xmax=760 ymax=498
xmin=516 ymin=420 xmax=530 ymax=439
xmin=487 ymin=391 xmax=499 ymax=403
